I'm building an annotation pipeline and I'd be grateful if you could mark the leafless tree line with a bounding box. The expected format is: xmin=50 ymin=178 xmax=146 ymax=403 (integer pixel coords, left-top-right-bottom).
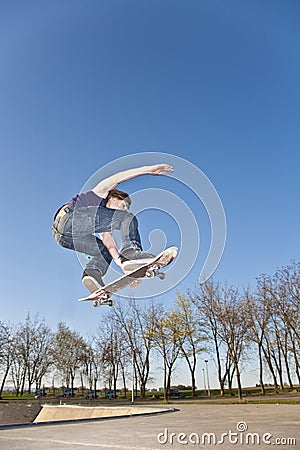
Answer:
xmin=0 ymin=261 xmax=299 ymax=400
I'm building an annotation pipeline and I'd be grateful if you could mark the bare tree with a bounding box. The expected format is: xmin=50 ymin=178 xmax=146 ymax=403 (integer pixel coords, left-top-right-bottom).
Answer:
xmin=16 ymin=314 xmax=53 ymax=394
xmin=193 ymin=281 xmax=250 ymax=400
xmin=192 ymin=280 xmax=233 ymax=396
xmin=96 ymin=315 xmax=128 ymax=396
xmin=274 ymin=262 xmax=300 ymax=342
xmin=113 ymin=299 xmax=158 ymax=397
xmin=217 ymin=287 xmax=251 ymax=400
xmin=150 ymin=304 xmax=182 ymax=401
xmin=80 ymin=338 xmax=102 ymax=393
xmin=255 ymin=269 xmax=299 ymax=390
xmin=246 ymin=288 xmax=271 ymax=395
xmin=269 ymin=263 xmax=300 ymax=385
xmin=172 ymin=293 xmax=206 ymax=396
xmin=51 ymin=322 xmax=86 ymax=391
xmin=0 ymin=321 xmax=17 ymax=398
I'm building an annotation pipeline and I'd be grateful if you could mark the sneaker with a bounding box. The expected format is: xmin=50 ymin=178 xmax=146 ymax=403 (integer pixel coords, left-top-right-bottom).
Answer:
xmin=82 ymin=269 xmax=104 ymax=293
xmin=120 ymin=248 xmax=155 ymax=272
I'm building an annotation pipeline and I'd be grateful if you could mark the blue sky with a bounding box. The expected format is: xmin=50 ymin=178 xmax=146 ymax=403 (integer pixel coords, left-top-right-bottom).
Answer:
xmin=1 ymin=0 xmax=299 ymax=387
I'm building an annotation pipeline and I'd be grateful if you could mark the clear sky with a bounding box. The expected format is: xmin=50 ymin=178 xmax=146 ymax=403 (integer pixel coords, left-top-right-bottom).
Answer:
xmin=0 ymin=0 xmax=299 ymax=388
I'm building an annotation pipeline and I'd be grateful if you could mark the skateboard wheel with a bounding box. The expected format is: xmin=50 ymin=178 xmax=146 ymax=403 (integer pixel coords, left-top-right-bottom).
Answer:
xmin=92 ymin=300 xmax=99 ymax=308
xmin=146 ymin=269 xmax=156 ymax=278
xmin=157 ymin=272 xmax=166 ymax=280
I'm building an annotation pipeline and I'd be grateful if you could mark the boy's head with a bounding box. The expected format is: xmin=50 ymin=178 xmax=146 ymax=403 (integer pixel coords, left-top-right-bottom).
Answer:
xmin=106 ymin=189 xmax=131 ymax=210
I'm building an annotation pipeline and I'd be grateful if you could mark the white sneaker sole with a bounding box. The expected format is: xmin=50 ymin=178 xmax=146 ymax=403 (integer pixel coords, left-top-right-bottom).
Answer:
xmin=122 ymin=257 xmax=155 ymax=272
xmin=82 ymin=276 xmax=102 ymax=294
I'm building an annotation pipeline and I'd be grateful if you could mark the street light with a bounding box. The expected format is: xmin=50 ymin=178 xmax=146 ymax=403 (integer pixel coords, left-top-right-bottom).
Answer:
xmin=204 ymin=360 xmax=211 ymax=397
xmin=202 ymin=368 xmax=206 ymax=395
xmin=132 ymin=348 xmax=135 ymax=404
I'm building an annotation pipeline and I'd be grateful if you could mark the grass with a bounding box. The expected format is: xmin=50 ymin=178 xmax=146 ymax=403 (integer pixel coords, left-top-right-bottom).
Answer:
xmin=1 ymin=385 xmax=299 ymax=405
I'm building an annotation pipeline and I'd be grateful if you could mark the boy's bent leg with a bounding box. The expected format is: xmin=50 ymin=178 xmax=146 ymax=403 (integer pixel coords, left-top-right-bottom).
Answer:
xmin=118 ymin=212 xmax=142 ymax=252
xmin=73 ymin=235 xmax=112 ymax=293
xmin=96 ymin=208 xmax=142 ymax=250
xmin=117 ymin=213 xmax=155 ymax=269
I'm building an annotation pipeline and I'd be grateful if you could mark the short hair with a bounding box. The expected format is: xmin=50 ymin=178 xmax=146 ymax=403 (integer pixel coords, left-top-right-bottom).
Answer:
xmin=106 ymin=189 xmax=131 ymax=208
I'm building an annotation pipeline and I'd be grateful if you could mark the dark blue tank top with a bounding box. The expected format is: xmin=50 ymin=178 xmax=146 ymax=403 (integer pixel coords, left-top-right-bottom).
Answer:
xmin=67 ymin=191 xmax=107 ymax=208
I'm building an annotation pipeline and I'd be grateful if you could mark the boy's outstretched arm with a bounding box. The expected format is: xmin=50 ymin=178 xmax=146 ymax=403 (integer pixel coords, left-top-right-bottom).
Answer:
xmin=92 ymin=164 xmax=174 ymax=197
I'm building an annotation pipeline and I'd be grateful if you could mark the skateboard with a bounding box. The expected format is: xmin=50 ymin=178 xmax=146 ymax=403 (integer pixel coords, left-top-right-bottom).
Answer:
xmin=78 ymin=246 xmax=178 ymax=307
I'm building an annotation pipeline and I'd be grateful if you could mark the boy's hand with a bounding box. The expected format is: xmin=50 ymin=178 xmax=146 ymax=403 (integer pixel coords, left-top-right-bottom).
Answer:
xmin=148 ymin=164 xmax=174 ymax=176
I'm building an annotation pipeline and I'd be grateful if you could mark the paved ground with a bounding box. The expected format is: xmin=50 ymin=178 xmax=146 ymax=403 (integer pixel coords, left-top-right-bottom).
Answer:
xmin=0 ymin=404 xmax=299 ymax=449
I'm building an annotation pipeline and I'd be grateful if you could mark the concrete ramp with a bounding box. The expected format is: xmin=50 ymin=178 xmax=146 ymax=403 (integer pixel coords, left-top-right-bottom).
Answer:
xmin=34 ymin=404 xmax=172 ymax=423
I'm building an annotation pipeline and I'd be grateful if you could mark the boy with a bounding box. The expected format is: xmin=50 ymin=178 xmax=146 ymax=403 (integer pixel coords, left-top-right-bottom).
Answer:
xmin=52 ymin=163 xmax=174 ymax=293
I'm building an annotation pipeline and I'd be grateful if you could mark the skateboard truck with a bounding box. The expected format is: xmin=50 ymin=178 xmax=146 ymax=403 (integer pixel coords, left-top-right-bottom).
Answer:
xmin=145 ymin=265 xmax=166 ymax=280
xmin=92 ymin=296 xmax=115 ymax=308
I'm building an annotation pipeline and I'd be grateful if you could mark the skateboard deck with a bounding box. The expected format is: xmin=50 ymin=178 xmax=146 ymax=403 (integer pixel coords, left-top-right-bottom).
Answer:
xmin=78 ymin=246 xmax=178 ymax=307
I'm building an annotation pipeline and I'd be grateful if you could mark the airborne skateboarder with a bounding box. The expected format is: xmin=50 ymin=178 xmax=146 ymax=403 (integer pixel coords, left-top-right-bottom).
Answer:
xmin=52 ymin=163 xmax=174 ymax=293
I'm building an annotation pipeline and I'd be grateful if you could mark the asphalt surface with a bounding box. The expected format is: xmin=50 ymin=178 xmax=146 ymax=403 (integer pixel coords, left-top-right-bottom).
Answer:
xmin=0 ymin=403 xmax=299 ymax=449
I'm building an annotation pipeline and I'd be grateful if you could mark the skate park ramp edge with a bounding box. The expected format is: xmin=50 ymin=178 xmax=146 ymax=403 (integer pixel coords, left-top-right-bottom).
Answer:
xmin=34 ymin=404 xmax=176 ymax=424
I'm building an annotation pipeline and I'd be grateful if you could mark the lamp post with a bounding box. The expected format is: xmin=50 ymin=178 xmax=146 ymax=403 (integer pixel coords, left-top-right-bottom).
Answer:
xmin=132 ymin=348 xmax=135 ymax=404
xmin=204 ymin=360 xmax=211 ymax=397
xmin=202 ymin=368 xmax=207 ymax=395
